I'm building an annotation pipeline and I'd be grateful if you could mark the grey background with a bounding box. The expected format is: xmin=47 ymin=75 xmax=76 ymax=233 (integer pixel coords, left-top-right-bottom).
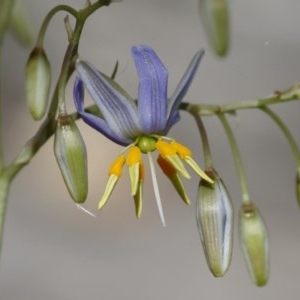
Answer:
xmin=1 ymin=0 xmax=300 ymax=299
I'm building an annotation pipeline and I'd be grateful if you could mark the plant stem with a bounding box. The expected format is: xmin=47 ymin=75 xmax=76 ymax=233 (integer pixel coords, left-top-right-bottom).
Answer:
xmin=187 ymin=105 xmax=214 ymax=169
xmin=182 ymin=84 xmax=300 ymax=116
xmin=260 ymin=106 xmax=300 ymax=171
xmin=218 ymin=113 xmax=251 ymax=204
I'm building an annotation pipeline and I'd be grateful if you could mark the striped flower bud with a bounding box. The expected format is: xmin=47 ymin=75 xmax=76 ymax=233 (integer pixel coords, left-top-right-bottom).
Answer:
xmin=54 ymin=114 xmax=88 ymax=203
xmin=25 ymin=46 xmax=51 ymax=120
xmin=198 ymin=0 xmax=229 ymax=56
xmin=239 ymin=203 xmax=269 ymax=286
xmin=196 ymin=169 xmax=233 ymax=277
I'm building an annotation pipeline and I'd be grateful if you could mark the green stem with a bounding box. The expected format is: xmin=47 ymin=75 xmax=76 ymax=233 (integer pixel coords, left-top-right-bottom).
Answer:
xmin=0 ymin=176 xmax=9 ymax=257
xmin=187 ymin=105 xmax=214 ymax=169
xmin=36 ymin=4 xmax=78 ymax=47
xmin=182 ymin=85 xmax=300 ymax=116
xmin=260 ymin=106 xmax=300 ymax=170
xmin=218 ymin=113 xmax=251 ymax=204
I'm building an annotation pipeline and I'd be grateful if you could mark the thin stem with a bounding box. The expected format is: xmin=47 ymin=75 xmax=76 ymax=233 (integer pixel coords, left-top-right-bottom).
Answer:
xmin=180 ymin=84 xmax=300 ymax=116
xmin=0 ymin=176 xmax=9 ymax=257
xmin=260 ymin=106 xmax=300 ymax=170
xmin=187 ymin=105 xmax=214 ymax=169
xmin=36 ymin=5 xmax=78 ymax=47
xmin=218 ymin=113 xmax=251 ymax=204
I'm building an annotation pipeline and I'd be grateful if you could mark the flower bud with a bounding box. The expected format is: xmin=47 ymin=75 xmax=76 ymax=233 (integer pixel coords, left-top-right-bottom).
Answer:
xmin=198 ymin=0 xmax=229 ymax=56
xmin=196 ymin=169 xmax=233 ymax=277
xmin=25 ymin=46 xmax=51 ymax=120
xmin=54 ymin=114 xmax=88 ymax=203
xmin=9 ymin=0 xmax=33 ymax=45
xmin=239 ymin=203 xmax=269 ymax=286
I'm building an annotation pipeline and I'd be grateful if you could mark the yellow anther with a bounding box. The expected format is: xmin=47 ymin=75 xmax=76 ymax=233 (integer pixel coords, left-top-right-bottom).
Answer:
xmin=109 ymin=155 xmax=125 ymax=176
xmin=126 ymin=146 xmax=141 ymax=166
xmin=171 ymin=141 xmax=192 ymax=159
xmin=155 ymin=140 xmax=177 ymax=158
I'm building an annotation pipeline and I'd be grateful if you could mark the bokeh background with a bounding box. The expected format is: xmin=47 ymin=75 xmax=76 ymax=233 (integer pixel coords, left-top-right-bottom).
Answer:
xmin=1 ymin=0 xmax=300 ymax=299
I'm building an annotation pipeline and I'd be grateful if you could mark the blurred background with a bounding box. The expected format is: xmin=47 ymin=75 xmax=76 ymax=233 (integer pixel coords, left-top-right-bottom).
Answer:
xmin=1 ymin=0 xmax=300 ymax=299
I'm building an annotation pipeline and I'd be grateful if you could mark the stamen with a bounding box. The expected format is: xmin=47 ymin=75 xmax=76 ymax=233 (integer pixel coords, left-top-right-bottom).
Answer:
xmin=185 ymin=156 xmax=213 ymax=183
xmin=98 ymin=174 xmax=118 ymax=209
xmin=147 ymin=152 xmax=166 ymax=227
xmin=127 ymin=146 xmax=141 ymax=195
xmin=155 ymin=140 xmax=190 ymax=178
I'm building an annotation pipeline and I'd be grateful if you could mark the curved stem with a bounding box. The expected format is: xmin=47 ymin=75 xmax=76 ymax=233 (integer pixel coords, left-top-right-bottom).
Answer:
xmin=260 ymin=106 xmax=300 ymax=170
xmin=218 ymin=113 xmax=251 ymax=205
xmin=36 ymin=5 xmax=78 ymax=47
xmin=187 ymin=105 xmax=214 ymax=169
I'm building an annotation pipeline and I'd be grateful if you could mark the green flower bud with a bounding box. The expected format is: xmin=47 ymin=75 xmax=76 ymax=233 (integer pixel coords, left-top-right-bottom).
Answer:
xmin=239 ymin=203 xmax=269 ymax=286
xmin=25 ymin=46 xmax=51 ymax=120
xmin=198 ymin=0 xmax=230 ymax=56
xmin=54 ymin=114 xmax=88 ymax=203
xmin=196 ymin=169 xmax=233 ymax=277
xmin=9 ymin=0 xmax=33 ymax=46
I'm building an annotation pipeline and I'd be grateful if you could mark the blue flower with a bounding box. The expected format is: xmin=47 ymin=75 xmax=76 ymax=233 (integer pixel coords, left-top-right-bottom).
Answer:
xmin=74 ymin=45 xmax=212 ymax=225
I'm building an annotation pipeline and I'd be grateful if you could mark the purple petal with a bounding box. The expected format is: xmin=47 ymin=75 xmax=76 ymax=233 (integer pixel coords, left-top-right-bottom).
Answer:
xmin=76 ymin=60 xmax=142 ymax=140
xmin=166 ymin=49 xmax=204 ymax=130
xmin=132 ymin=45 xmax=168 ymax=134
xmin=73 ymin=78 xmax=132 ymax=146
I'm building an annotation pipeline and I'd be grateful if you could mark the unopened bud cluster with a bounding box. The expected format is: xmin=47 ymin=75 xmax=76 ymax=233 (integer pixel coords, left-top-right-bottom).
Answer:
xmin=195 ymin=168 xmax=270 ymax=286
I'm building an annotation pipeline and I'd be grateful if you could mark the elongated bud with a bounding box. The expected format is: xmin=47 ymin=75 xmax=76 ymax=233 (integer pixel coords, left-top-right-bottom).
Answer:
xmin=239 ymin=203 xmax=269 ymax=286
xmin=25 ymin=46 xmax=51 ymax=120
xmin=296 ymin=169 xmax=300 ymax=208
xmin=9 ymin=0 xmax=33 ymax=45
xmin=198 ymin=0 xmax=229 ymax=56
xmin=196 ymin=169 xmax=233 ymax=277
xmin=54 ymin=114 xmax=88 ymax=203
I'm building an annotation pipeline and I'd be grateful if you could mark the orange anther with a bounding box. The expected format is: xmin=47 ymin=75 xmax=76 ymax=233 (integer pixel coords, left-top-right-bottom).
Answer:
xmin=157 ymin=155 xmax=176 ymax=177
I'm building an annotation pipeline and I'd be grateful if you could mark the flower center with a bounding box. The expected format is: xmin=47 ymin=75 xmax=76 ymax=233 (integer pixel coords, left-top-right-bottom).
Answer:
xmin=137 ymin=136 xmax=157 ymax=153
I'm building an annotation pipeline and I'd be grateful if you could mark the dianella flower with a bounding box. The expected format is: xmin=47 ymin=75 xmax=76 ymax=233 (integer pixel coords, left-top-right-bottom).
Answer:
xmin=196 ymin=169 xmax=233 ymax=277
xmin=73 ymin=45 xmax=213 ymax=225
